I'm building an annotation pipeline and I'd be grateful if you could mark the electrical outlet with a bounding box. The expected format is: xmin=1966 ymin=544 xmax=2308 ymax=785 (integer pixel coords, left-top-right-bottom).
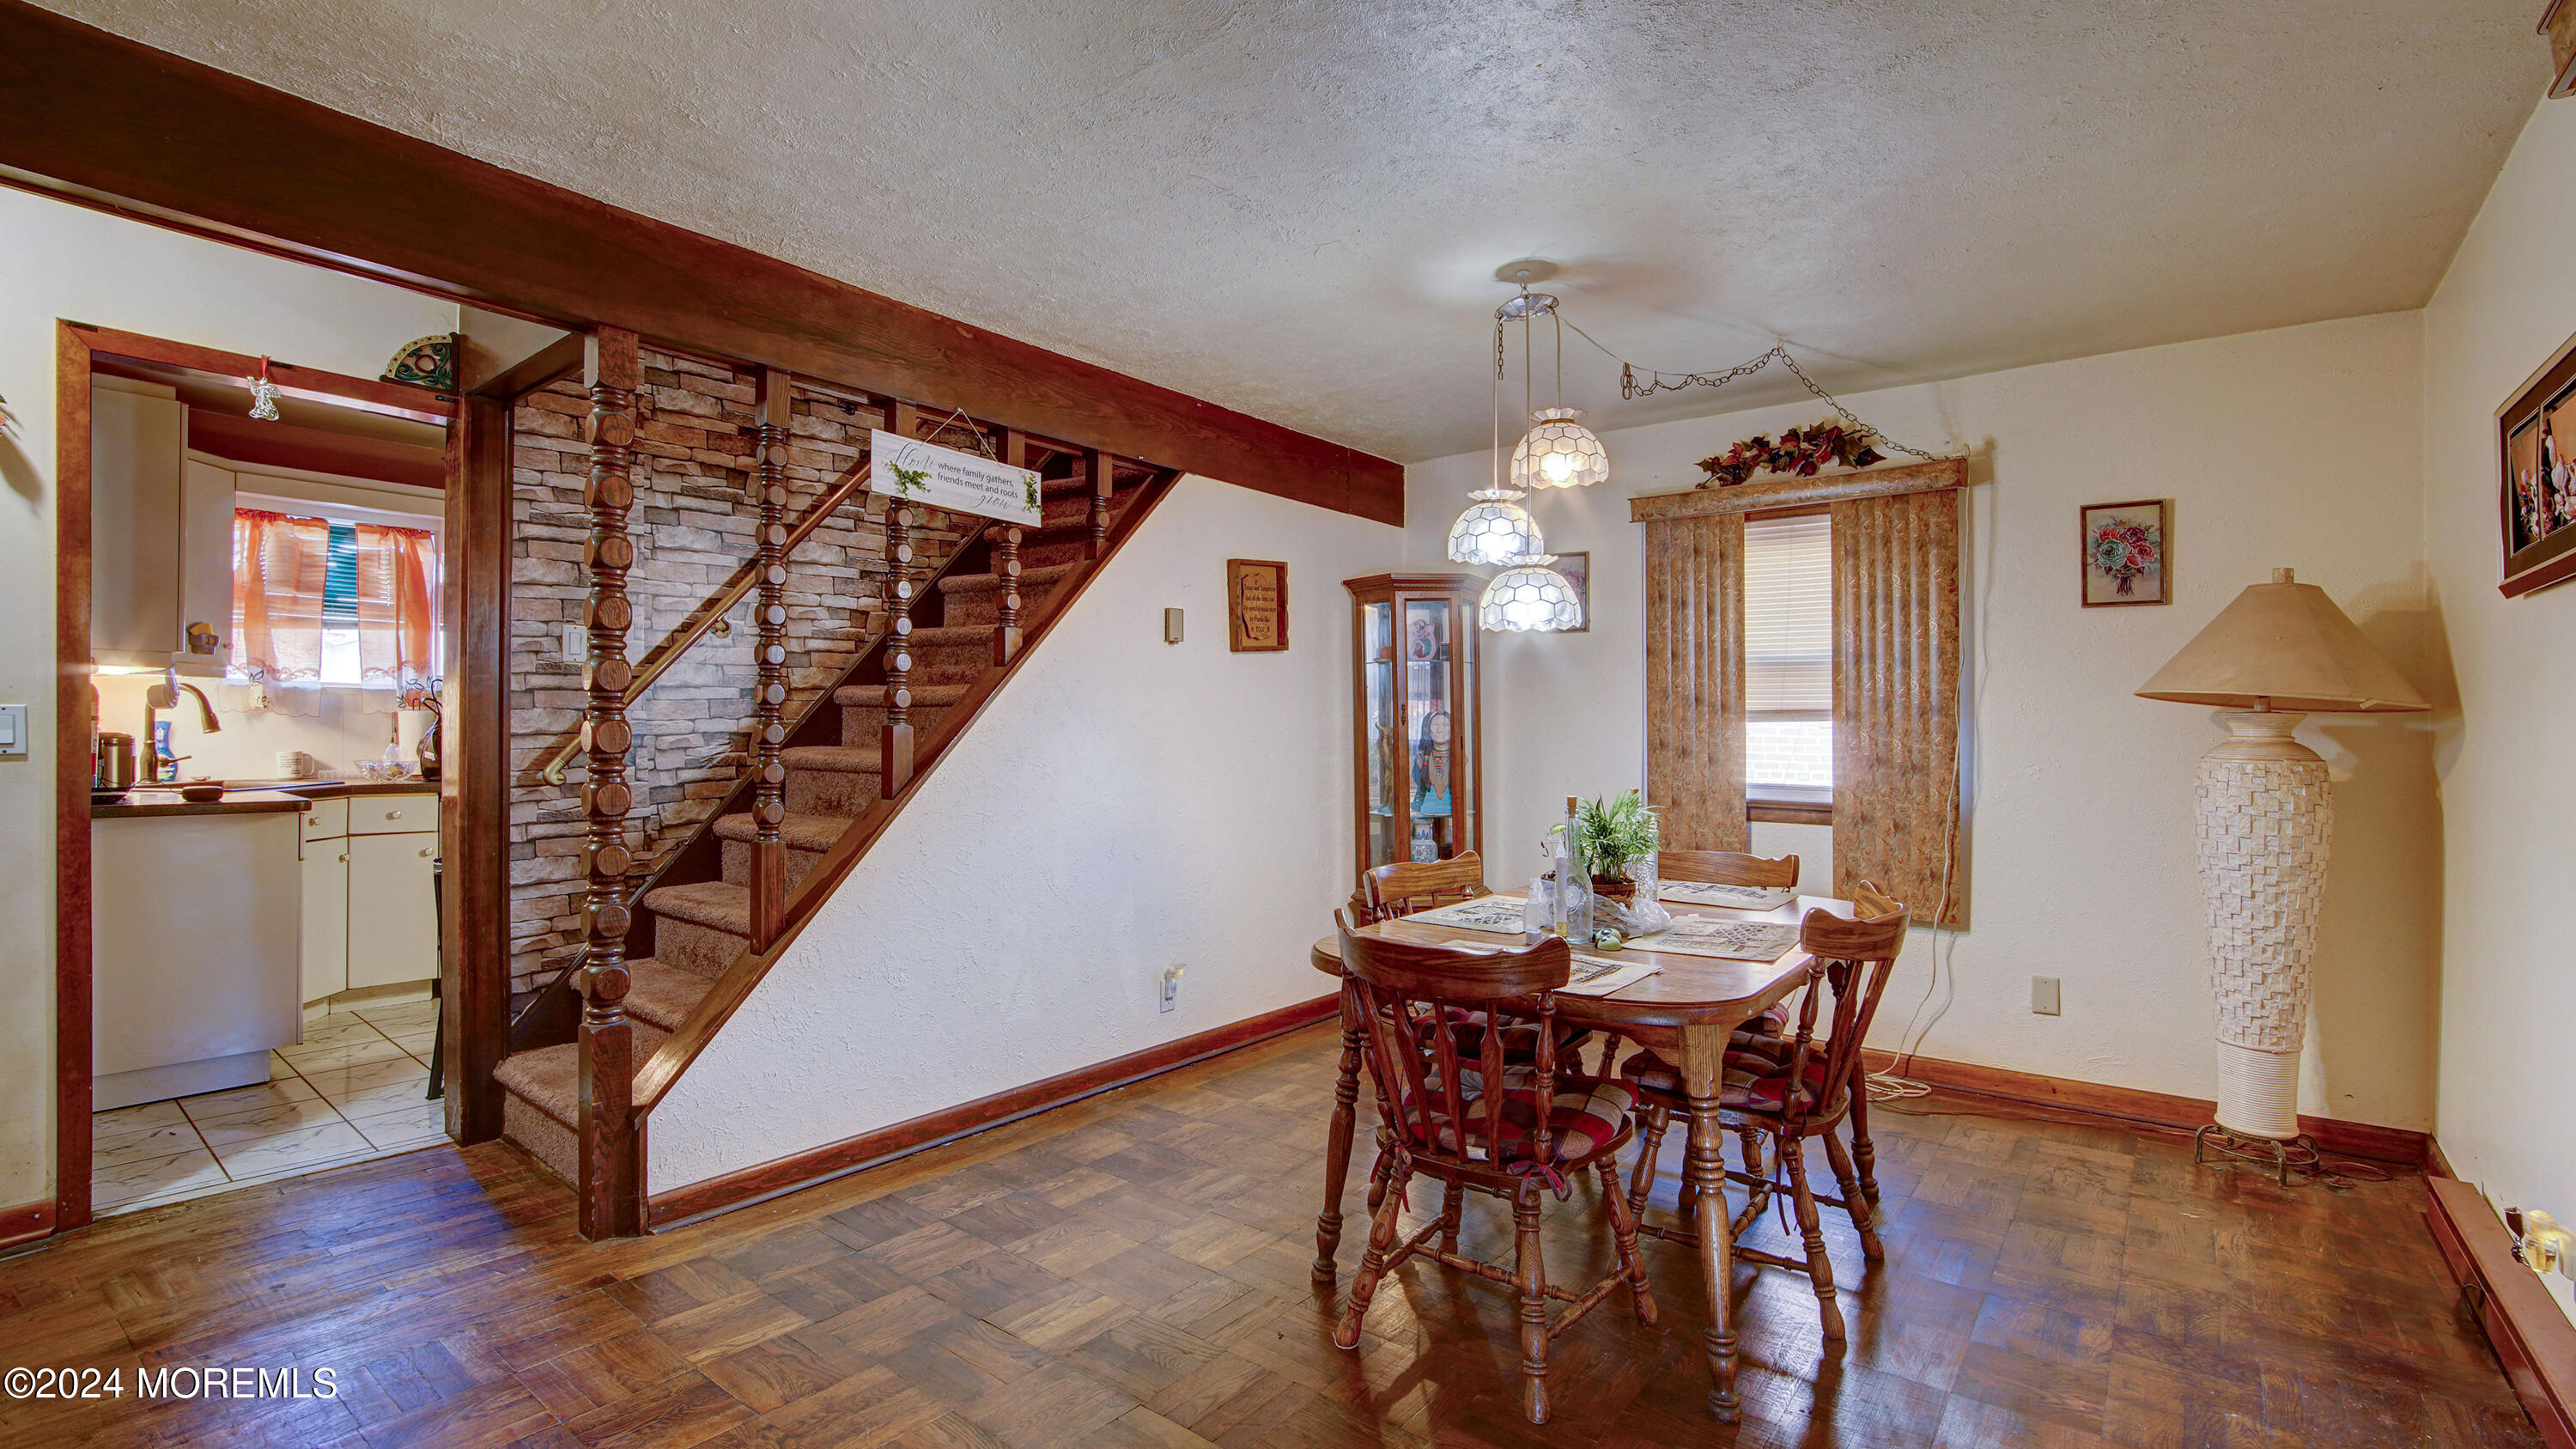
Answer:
xmin=1160 ymin=965 xmax=1185 ymax=1014
xmin=562 ymin=623 xmax=586 ymax=663
xmin=0 ymin=703 xmax=26 ymax=759
xmin=2032 ymin=977 xmax=2061 ymax=1016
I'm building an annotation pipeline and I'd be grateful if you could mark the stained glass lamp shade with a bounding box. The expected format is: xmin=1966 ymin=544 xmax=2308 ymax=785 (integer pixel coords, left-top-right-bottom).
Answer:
xmin=1510 ymin=407 xmax=1609 ymax=490
xmin=1447 ymin=489 xmax=1544 ymax=566
xmin=1479 ymin=555 xmax=1584 ymax=632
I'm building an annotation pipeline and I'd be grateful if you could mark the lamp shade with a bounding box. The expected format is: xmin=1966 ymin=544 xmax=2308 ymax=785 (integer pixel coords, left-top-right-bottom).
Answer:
xmin=2136 ymin=569 xmax=2428 ymax=713
xmin=1447 ymin=488 xmax=1544 ymax=566
xmin=1479 ymin=556 xmax=1584 ymax=632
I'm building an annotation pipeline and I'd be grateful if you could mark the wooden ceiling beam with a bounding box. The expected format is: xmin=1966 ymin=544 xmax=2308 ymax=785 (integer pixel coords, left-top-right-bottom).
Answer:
xmin=0 ymin=1 xmax=1404 ymax=525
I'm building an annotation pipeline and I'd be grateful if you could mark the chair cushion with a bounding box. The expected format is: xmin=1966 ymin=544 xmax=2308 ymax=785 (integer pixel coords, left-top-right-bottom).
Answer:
xmin=1620 ymin=1046 xmax=1836 ymax=1115
xmin=1440 ymin=1011 xmax=1592 ymax=1065
xmin=1420 ymin=1076 xmax=1637 ymax=1169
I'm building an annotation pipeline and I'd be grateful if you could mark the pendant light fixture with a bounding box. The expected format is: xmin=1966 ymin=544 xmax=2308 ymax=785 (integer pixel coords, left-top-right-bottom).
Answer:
xmin=1500 ymin=269 xmax=1608 ymax=490
xmin=1446 ymin=289 xmax=1546 ymax=566
xmin=1479 ymin=553 xmax=1586 ymax=632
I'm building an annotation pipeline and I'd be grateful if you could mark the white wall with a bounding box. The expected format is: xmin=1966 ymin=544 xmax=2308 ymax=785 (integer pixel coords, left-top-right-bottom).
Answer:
xmin=2422 ymin=98 xmax=2576 ymax=1323
xmin=0 ymin=188 xmax=456 ymax=1211
xmin=1405 ymin=313 xmax=2441 ymax=1130
xmin=650 ymin=476 xmax=1400 ymax=1190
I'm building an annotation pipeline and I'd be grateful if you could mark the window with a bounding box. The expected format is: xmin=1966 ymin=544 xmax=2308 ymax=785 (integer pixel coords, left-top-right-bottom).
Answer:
xmin=1742 ymin=511 xmax=1832 ymax=801
xmin=229 ymin=496 xmax=442 ymax=697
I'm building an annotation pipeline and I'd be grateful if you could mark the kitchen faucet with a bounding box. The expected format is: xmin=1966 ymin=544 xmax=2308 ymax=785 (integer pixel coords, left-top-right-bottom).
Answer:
xmin=143 ymin=667 xmax=221 ymax=782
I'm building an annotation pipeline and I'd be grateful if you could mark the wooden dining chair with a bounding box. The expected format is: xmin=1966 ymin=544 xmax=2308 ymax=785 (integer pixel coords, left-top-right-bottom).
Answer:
xmin=1657 ymin=849 xmax=1800 ymax=890
xmin=1620 ymin=883 xmax=1909 ymax=1342
xmin=1357 ymin=852 xmax=1490 ymax=923
xmin=1334 ymin=919 xmax=1656 ymax=1425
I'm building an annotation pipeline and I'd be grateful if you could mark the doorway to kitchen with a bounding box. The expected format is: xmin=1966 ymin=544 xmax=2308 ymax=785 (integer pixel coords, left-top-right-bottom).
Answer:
xmin=53 ymin=317 xmax=515 ymax=1228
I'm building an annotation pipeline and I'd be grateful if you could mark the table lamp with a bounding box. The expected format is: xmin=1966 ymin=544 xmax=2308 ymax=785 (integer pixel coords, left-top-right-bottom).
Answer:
xmin=2136 ymin=568 xmax=2427 ymax=1179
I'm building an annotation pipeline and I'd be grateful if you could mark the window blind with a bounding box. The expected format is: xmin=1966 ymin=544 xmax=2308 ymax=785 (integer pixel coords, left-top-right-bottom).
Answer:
xmin=1743 ymin=512 xmax=1833 ymax=714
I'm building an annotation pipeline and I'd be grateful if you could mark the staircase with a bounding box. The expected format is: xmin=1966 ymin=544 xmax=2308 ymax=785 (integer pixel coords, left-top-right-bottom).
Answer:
xmin=493 ymin=432 xmax=1162 ymax=1199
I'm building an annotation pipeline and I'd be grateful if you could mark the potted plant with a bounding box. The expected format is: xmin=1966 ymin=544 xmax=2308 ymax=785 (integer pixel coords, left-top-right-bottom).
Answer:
xmin=1570 ymin=790 xmax=1660 ymax=913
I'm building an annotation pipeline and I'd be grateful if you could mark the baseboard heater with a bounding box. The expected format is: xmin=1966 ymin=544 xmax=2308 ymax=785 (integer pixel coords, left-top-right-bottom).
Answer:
xmin=2426 ymin=1175 xmax=2576 ymax=1449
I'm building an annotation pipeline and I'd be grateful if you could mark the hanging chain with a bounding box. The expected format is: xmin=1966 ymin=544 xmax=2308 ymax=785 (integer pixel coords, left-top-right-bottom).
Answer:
xmin=1557 ymin=319 xmax=1942 ymax=460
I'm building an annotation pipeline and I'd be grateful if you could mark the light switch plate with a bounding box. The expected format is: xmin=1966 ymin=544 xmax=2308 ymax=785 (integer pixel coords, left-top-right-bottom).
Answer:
xmin=2032 ymin=976 xmax=2061 ymax=1016
xmin=0 ymin=703 xmax=24 ymax=758
xmin=561 ymin=623 xmax=586 ymax=663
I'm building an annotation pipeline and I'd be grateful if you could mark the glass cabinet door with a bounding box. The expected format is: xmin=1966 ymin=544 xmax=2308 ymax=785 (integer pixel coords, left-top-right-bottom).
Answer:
xmin=1401 ymin=599 xmax=1457 ymax=863
xmin=1364 ymin=600 xmax=1400 ymax=870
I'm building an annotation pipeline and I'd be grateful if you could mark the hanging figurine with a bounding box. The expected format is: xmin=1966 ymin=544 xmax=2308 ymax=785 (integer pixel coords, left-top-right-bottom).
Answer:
xmin=248 ymin=356 xmax=282 ymax=422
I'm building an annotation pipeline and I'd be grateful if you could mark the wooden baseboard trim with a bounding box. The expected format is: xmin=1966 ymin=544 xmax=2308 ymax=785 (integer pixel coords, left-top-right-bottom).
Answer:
xmin=2426 ymin=1177 xmax=2576 ymax=1449
xmin=0 ymin=1199 xmax=56 ymax=1251
xmin=2427 ymin=1136 xmax=2458 ymax=1181
xmin=647 ymin=995 xmax=1338 ymax=1229
xmin=1861 ymin=1048 xmax=2434 ymax=1168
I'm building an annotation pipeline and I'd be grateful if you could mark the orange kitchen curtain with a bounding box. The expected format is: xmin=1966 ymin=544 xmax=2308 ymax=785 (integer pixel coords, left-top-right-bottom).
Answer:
xmin=232 ymin=509 xmax=331 ymax=683
xmin=351 ymin=523 xmax=437 ymax=690
xmin=232 ymin=509 xmax=438 ymax=688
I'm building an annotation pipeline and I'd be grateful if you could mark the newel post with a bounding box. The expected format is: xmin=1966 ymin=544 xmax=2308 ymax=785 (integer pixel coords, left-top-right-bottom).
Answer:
xmin=881 ymin=502 xmax=916 ymax=797
xmin=993 ymin=427 xmax=1027 ymax=666
xmin=577 ymin=326 xmax=642 ymax=1239
xmin=747 ymin=367 xmax=792 ymax=947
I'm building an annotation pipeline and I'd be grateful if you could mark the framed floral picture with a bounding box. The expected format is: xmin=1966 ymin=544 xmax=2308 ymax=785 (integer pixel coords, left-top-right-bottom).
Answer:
xmin=2080 ymin=500 xmax=2169 ymax=606
xmin=1551 ymin=551 xmax=1591 ymax=633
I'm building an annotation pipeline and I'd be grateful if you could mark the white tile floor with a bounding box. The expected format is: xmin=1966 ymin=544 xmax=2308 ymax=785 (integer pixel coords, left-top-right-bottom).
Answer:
xmin=90 ymin=995 xmax=448 ymax=1216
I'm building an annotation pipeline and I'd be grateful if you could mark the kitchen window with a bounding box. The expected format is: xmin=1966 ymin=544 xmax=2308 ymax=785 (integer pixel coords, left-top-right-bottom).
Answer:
xmin=1743 ymin=509 xmax=1832 ymax=820
xmin=228 ymin=496 xmax=442 ymax=699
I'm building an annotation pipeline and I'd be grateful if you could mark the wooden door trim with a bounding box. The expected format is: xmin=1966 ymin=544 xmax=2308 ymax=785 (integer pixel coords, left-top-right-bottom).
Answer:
xmin=54 ymin=322 xmax=96 ymax=1233
xmin=52 ymin=320 xmax=481 ymax=1238
xmin=0 ymin=0 xmax=1403 ymax=526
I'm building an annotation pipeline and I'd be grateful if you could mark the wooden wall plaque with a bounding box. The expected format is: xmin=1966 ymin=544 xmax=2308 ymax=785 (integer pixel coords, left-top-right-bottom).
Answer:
xmin=1227 ymin=559 xmax=1289 ymax=652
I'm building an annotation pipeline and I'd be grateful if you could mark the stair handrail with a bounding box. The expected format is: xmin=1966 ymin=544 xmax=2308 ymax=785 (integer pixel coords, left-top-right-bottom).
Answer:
xmin=535 ymin=455 xmax=878 ymax=785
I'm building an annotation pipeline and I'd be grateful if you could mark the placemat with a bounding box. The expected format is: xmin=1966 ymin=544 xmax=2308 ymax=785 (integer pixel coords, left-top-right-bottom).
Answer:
xmin=1624 ymin=916 xmax=1801 ymax=962
xmin=1401 ymin=895 xmax=1529 ymax=934
xmin=1659 ymin=880 xmax=1798 ymax=911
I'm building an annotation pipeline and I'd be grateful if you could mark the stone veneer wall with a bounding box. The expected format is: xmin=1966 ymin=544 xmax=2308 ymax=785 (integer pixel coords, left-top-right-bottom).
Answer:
xmin=506 ymin=350 xmax=968 ymax=994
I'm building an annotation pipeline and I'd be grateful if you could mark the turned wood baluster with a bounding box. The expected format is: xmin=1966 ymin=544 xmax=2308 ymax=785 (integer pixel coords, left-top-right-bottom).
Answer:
xmin=747 ymin=367 xmax=792 ymax=947
xmin=881 ymin=502 xmax=916 ymax=798
xmin=1086 ymin=448 xmax=1114 ymax=561
xmin=576 ymin=326 xmax=641 ymax=1240
xmin=990 ymin=525 xmax=1023 ymax=666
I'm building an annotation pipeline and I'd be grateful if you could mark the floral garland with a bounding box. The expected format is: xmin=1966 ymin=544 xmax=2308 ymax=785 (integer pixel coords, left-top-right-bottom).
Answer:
xmin=2088 ymin=517 xmax=2161 ymax=594
xmin=1694 ymin=420 xmax=1884 ymax=489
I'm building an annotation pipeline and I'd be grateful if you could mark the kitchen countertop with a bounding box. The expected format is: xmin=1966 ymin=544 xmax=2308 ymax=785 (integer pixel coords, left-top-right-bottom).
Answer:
xmin=218 ymin=778 xmax=439 ymax=797
xmin=94 ymin=789 xmax=314 ymax=819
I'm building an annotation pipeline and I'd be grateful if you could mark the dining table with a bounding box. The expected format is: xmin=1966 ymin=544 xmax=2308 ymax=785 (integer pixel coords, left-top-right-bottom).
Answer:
xmin=1308 ymin=887 xmax=1840 ymax=1425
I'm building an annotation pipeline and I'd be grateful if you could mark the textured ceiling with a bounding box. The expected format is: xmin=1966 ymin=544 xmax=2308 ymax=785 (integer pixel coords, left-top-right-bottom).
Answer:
xmin=42 ymin=1 xmax=2545 ymax=462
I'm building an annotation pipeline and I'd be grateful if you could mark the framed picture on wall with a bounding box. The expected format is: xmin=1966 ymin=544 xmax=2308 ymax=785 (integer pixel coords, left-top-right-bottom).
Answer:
xmin=2079 ymin=500 xmax=2169 ymax=606
xmin=1551 ymin=551 xmax=1591 ymax=632
xmin=2498 ymin=330 xmax=2576 ymax=597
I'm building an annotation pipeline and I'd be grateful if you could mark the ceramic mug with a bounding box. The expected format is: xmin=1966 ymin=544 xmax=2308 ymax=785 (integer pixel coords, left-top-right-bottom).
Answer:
xmin=274 ymin=750 xmax=315 ymax=779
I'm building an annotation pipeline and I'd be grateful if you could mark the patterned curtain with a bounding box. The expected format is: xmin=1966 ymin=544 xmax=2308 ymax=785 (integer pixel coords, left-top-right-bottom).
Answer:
xmin=1643 ymin=512 xmax=1750 ymax=851
xmin=1830 ymin=487 xmax=1965 ymax=924
xmin=351 ymin=524 xmax=438 ymax=698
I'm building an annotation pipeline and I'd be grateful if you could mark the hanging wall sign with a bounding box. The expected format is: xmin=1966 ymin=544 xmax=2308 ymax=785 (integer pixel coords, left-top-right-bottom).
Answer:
xmin=868 ymin=429 xmax=1041 ymax=527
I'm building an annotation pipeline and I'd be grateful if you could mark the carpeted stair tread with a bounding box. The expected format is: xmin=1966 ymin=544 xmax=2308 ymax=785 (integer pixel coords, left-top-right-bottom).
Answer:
xmin=939 ymin=563 xmax=1080 ymax=596
xmin=642 ymin=880 xmax=752 ymax=935
xmin=833 ymin=682 xmax=970 ymax=709
xmin=494 ymin=1044 xmax=576 ymax=1128
xmin=712 ymin=812 xmax=847 ymax=850
xmin=495 ymin=1019 xmax=671 ymax=1132
xmin=624 ymin=959 xmax=712 ymax=1032
xmin=778 ymin=745 xmax=885 ymax=774
xmin=901 ymin=625 xmax=994 ymax=649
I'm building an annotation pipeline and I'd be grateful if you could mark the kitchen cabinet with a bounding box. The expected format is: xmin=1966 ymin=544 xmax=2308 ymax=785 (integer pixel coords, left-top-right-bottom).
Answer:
xmin=93 ymin=809 xmax=302 ymax=1110
xmin=300 ymin=793 xmax=440 ymax=1002
xmin=90 ymin=377 xmax=234 ymax=673
xmin=347 ymin=833 xmax=439 ymax=989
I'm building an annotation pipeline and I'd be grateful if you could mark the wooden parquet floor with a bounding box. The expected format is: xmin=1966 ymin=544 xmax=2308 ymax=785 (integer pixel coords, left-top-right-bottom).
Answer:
xmin=0 ymin=1024 xmax=2540 ymax=1448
